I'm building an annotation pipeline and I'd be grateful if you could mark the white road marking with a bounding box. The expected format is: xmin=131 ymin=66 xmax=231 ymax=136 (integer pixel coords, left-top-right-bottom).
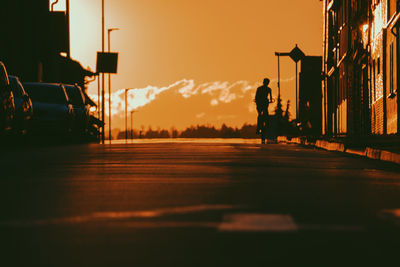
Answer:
xmin=378 ymin=209 xmax=400 ymax=226
xmin=0 ymin=205 xmax=238 ymax=227
xmin=218 ymin=213 xmax=298 ymax=232
xmin=0 ymin=208 xmax=367 ymax=233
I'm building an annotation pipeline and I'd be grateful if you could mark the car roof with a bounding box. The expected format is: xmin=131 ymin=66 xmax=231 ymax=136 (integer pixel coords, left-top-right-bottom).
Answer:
xmin=23 ymin=82 xmax=64 ymax=88
xmin=64 ymin=84 xmax=82 ymax=91
xmin=22 ymin=82 xmax=70 ymax=102
xmin=0 ymin=62 xmax=10 ymax=86
xmin=64 ymin=84 xmax=85 ymax=104
xmin=8 ymin=75 xmax=19 ymax=81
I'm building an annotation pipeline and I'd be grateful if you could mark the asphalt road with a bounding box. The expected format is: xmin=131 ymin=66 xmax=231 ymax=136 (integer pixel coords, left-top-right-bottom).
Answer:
xmin=1 ymin=139 xmax=400 ymax=266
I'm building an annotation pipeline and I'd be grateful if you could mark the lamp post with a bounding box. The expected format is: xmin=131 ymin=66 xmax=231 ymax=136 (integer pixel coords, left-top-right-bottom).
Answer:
xmin=101 ymin=0 xmax=105 ymax=143
xmin=274 ymin=52 xmax=290 ymax=117
xmin=97 ymin=74 xmax=101 ymax=119
xmin=107 ymin=28 xmax=119 ymax=142
xmin=275 ymin=45 xmax=305 ymax=120
xmin=124 ymin=88 xmax=134 ymax=140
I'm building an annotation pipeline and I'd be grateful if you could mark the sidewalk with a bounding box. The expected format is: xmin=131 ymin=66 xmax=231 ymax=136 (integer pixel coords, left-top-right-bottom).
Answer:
xmin=277 ymin=135 xmax=400 ymax=165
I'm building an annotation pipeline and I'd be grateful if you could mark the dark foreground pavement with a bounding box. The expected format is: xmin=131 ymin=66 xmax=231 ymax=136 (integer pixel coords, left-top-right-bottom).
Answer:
xmin=1 ymin=140 xmax=400 ymax=266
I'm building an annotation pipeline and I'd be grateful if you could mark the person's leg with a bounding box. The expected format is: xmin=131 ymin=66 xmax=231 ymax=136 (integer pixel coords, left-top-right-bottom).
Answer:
xmin=261 ymin=106 xmax=268 ymax=137
xmin=256 ymin=106 xmax=262 ymax=133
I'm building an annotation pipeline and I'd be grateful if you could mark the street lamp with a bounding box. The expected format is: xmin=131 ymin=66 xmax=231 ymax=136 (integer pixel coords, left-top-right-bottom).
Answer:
xmin=275 ymin=45 xmax=305 ymax=120
xmin=124 ymin=88 xmax=135 ymax=140
xmin=274 ymin=52 xmax=289 ymax=117
xmin=107 ymin=27 xmax=119 ymax=142
xmin=101 ymin=0 xmax=105 ymax=143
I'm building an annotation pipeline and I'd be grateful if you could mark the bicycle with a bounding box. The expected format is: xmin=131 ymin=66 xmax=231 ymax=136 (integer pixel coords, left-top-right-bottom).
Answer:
xmin=256 ymin=98 xmax=274 ymax=144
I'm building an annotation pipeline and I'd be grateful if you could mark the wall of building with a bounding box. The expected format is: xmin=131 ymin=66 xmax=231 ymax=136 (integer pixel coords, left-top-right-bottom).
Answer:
xmin=0 ymin=0 xmax=70 ymax=82
xmin=299 ymin=56 xmax=323 ymax=135
xmin=370 ymin=1 xmax=387 ymax=134
xmin=386 ymin=25 xmax=398 ymax=134
xmin=323 ymin=0 xmax=400 ymax=136
xmin=370 ymin=31 xmax=385 ymax=134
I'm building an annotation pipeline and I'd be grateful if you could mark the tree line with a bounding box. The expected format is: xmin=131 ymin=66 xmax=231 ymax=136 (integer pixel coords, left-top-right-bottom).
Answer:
xmin=115 ymin=100 xmax=305 ymax=139
xmin=116 ymin=124 xmax=259 ymax=139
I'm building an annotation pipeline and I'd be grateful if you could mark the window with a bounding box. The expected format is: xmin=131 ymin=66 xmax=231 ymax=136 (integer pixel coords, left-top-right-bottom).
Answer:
xmin=377 ymin=57 xmax=381 ymax=74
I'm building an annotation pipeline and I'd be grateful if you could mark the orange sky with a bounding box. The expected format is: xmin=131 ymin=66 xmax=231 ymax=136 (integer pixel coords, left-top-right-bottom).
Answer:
xmin=54 ymin=0 xmax=323 ymax=131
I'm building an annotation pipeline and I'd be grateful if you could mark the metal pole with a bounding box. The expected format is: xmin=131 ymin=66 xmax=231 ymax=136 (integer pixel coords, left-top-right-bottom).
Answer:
xmin=107 ymin=28 xmax=119 ymax=142
xmin=66 ymin=0 xmax=70 ymax=58
xmin=277 ymin=55 xmax=281 ymax=99
xmin=296 ymin=62 xmax=299 ymax=121
xmin=125 ymin=89 xmax=128 ymax=140
xmin=108 ymin=30 xmax=111 ymax=142
xmin=97 ymin=75 xmax=101 ymax=119
xmin=323 ymin=0 xmax=328 ymax=134
xmin=101 ymin=0 xmax=105 ymax=143
xmin=131 ymin=111 xmax=134 ymax=139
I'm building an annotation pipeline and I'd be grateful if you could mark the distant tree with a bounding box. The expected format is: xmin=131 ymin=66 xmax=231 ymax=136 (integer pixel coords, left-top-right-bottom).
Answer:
xmin=284 ymin=100 xmax=291 ymax=121
xmin=159 ymin=129 xmax=170 ymax=138
xmin=239 ymin=124 xmax=258 ymax=139
xmin=115 ymin=123 xmax=266 ymax=139
xmin=170 ymin=127 xmax=179 ymax=138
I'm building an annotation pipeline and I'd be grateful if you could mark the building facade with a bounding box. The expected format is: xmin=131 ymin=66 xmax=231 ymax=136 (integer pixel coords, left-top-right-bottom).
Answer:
xmin=322 ymin=0 xmax=400 ymax=136
xmin=0 ymin=0 xmax=94 ymax=90
xmin=299 ymin=56 xmax=323 ymax=136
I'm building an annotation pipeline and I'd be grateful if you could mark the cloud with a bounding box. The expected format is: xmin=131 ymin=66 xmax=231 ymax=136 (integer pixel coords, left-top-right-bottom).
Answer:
xmin=179 ymin=80 xmax=257 ymax=106
xmin=196 ymin=112 xmax=206 ymax=118
xmin=210 ymin=99 xmax=219 ymax=106
xmin=269 ymin=76 xmax=296 ymax=84
xmin=91 ymin=79 xmax=194 ymax=116
xmin=217 ymin=115 xmax=237 ymax=120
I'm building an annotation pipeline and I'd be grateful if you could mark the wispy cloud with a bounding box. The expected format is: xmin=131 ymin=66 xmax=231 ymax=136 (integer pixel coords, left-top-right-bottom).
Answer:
xmin=89 ymin=77 xmax=294 ymax=117
xmin=196 ymin=112 xmax=206 ymax=118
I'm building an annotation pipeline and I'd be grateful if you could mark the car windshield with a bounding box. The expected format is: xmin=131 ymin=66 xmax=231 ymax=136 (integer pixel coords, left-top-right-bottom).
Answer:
xmin=9 ymin=76 xmax=23 ymax=98
xmin=23 ymin=84 xmax=67 ymax=104
xmin=65 ymin=85 xmax=84 ymax=105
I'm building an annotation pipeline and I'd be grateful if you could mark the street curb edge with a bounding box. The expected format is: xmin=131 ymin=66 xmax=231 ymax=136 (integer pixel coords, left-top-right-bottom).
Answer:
xmin=277 ymin=136 xmax=400 ymax=165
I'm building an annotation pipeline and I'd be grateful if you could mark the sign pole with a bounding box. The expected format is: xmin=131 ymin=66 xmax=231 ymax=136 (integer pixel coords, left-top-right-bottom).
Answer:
xmin=101 ymin=0 xmax=105 ymax=143
xmin=296 ymin=61 xmax=298 ymax=121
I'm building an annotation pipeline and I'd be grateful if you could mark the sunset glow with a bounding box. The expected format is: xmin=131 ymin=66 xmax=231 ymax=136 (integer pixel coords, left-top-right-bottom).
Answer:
xmin=58 ymin=0 xmax=323 ymax=130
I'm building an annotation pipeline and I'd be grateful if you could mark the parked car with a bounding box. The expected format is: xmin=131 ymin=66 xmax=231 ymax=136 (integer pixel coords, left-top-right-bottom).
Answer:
xmin=64 ymin=84 xmax=90 ymax=135
xmin=0 ymin=62 xmax=15 ymax=135
xmin=22 ymin=82 xmax=74 ymax=136
xmin=8 ymin=76 xmax=33 ymax=135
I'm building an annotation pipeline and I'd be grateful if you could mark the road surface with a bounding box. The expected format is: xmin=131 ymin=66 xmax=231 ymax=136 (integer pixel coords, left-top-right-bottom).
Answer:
xmin=1 ymin=139 xmax=400 ymax=266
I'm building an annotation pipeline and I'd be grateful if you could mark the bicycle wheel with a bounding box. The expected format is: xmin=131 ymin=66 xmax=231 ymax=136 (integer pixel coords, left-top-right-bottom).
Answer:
xmin=260 ymin=115 xmax=267 ymax=144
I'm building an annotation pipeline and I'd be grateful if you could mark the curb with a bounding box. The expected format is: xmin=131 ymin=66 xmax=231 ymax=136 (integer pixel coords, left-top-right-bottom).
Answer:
xmin=315 ymin=140 xmax=345 ymax=152
xmin=277 ymin=136 xmax=400 ymax=165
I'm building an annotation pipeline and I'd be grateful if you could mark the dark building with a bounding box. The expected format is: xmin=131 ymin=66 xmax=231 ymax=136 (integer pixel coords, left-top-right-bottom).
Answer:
xmin=0 ymin=0 xmax=94 ymax=89
xmin=323 ymin=0 xmax=400 ymax=136
xmin=299 ymin=56 xmax=323 ymax=135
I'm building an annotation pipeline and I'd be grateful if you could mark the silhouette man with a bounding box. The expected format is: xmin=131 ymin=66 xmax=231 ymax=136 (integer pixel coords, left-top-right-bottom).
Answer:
xmin=255 ymin=78 xmax=272 ymax=134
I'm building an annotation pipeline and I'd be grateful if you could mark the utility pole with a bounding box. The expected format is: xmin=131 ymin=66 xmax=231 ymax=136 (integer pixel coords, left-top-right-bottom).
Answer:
xmin=295 ymin=61 xmax=298 ymax=120
xmin=275 ymin=52 xmax=290 ymax=117
xmin=66 ymin=0 xmax=70 ymax=58
xmin=124 ymin=88 xmax=134 ymax=141
xmin=101 ymin=0 xmax=105 ymax=143
xmin=275 ymin=45 xmax=305 ymax=120
xmin=107 ymin=28 xmax=119 ymax=142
